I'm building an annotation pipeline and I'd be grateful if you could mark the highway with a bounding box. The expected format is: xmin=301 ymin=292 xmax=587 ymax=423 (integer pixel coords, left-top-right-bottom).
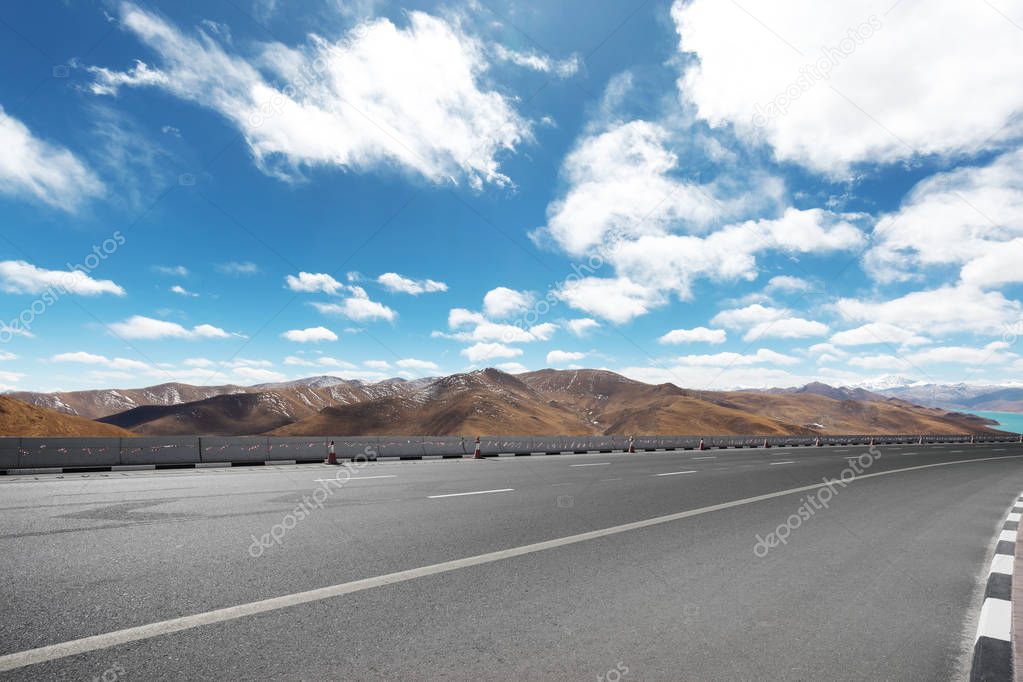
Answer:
xmin=0 ymin=442 xmax=1020 ymax=680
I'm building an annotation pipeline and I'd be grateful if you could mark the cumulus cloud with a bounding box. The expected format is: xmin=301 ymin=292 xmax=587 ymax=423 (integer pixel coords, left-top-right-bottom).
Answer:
xmin=672 ymin=0 xmax=1023 ymax=173
xmin=557 ymin=277 xmax=664 ymax=324
xmin=566 ymin=318 xmax=600 ymax=337
xmin=671 ymin=348 xmax=799 ymax=367
xmin=91 ymin=5 xmax=531 ymax=188
xmin=108 ymin=315 xmax=233 ymax=340
xmin=0 ymin=261 xmax=124 ymax=296
xmin=865 ymin=148 xmax=1023 ymax=286
xmin=217 ymin=261 xmax=259 ymax=275
xmin=546 ymin=350 xmax=586 ymax=365
xmin=376 ymin=272 xmax=447 ymax=295
xmin=492 ymin=44 xmax=579 ymax=78
xmin=833 ymin=285 xmax=1022 ymax=335
xmin=286 ymin=272 xmax=344 ymax=295
xmin=0 ymin=107 xmax=103 ymax=211
xmin=461 ymin=342 xmax=522 ymax=363
xmin=281 ymin=326 xmax=337 ymax=343
xmin=483 ymin=287 xmax=533 ymax=319
xmin=395 ymin=358 xmax=439 ymax=372
xmin=658 ymin=326 xmax=726 ymax=345
xmin=51 ymin=351 xmax=150 ymax=371
xmin=234 ymin=366 xmax=287 ymax=383
xmin=170 ymin=284 xmax=198 ymax=297
xmin=742 ymin=317 xmax=828 ymax=342
xmin=830 ymin=323 xmax=929 ymax=347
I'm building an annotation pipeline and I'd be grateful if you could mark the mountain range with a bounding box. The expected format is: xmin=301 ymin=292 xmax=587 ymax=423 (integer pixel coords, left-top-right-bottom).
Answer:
xmin=4 ymin=369 xmax=1007 ymax=437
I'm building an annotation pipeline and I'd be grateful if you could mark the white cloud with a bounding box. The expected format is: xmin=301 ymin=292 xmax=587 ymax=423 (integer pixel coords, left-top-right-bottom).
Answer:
xmin=281 ymin=326 xmax=337 ymax=343
xmin=0 ymin=107 xmax=103 ymax=211
xmin=234 ymin=366 xmax=286 ymax=383
xmin=833 ymin=284 xmax=1022 ymax=335
xmin=396 ymin=358 xmax=439 ymax=372
xmin=658 ymin=327 xmax=726 ymax=345
xmin=672 ymin=0 xmax=1023 ymax=173
xmin=865 ymin=148 xmax=1023 ymax=286
xmin=364 ymin=360 xmax=391 ymax=370
xmin=51 ymin=351 xmax=150 ymax=371
xmin=483 ymin=287 xmax=533 ymax=319
xmin=830 ymin=323 xmax=929 ymax=347
xmin=316 ymin=357 xmax=357 ymax=369
xmin=848 ymin=354 xmax=912 ymax=371
xmin=283 ymin=355 xmax=314 ymax=366
xmin=92 ymin=5 xmax=530 ymax=188
xmin=711 ymin=304 xmax=787 ymax=329
xmin=764 ymin=275 xmax=812 ymax=294
xmin=108 ymin=315 xmax=232 ymax=340
xmin=495 ymin=362 xmax=529 ymax=373
xmin=376 ymin=272 xmax=447 ymax=295
xmin=153 ymin=265 xmax=188 ymax=276
xmin=314 ymin=296 xmax=396 ymax=323
xmin=492 ymin=44 xmax=579 ymax=78
xmin=743 ymin=317 xmax=828 ymax=342
xmin=907 ymin=342 xmax=1015 ymax=366
xmin=557 ymin=277 xmax=664 ymax=324
xmin=566 ymin=318 xmax=600 ymax=337
xmin=286 ymin=272 xmax=344 ymax=295
xmin=672 ymin=348 xmax=799 ymax=367
xmin=448 ymin=308 xmax=487 ymax=329
xmin=546 ymin=350 xmax=586 ymax=365
xmin=170 ymin=284 xmax=198 ymax=297
xmin=217 ymin=261 xmax=259 ymax=275
xmin=0 ymin=260 xmax=124 ymax=296
xmin=461 ymin=342 xmax=522 ymax=363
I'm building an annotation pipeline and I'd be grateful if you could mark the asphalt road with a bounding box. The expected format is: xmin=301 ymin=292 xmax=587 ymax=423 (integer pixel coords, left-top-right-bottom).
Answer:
xmin=1 ymin=442 xmax=1021 ymax=680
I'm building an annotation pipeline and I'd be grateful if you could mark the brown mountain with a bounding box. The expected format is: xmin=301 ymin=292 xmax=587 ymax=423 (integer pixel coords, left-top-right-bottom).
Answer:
xmin=0 ymin=396 xmax=133 ymax=437
xmin=269 ymin=368 xmax=1000 ymax=437
xmin=96 ymin=392 xmax=298 ymax=436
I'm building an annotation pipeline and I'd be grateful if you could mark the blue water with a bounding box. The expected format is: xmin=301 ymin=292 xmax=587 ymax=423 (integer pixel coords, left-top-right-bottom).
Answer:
xmin=973 ymin=411 xmax=1023 ymax=434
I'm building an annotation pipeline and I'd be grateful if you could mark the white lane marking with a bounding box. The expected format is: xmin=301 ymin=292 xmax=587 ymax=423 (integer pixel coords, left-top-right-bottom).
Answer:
xmin=313 ymin=475 xmax=396 ymax=482
xmin=992 ymin=553 xmax=1014 ymax=575
xmin=601 ymin=478 xmax=622 ymax=482
xmin=976 ymin=598 xmax=1012 ymax=642
xmin=570 ymin=463 xmax=610 ymax=467
xmin=1008 ymin=512 xmax=1021 ymax=522
xmin=998 ymin=529 xmax=1016 ymax=543
xmin=655 ymin=470 xmax=697 ymax=477
xmin=427 ymin=488 xmax=514 ymax=499
xmin=900 ymin=452 xmax=919 ymax=456
xmin=692 ymin=456 xmax=716 ymax=460
xmin=2 ymin=453 xmax=1021 ymax=673
xmin=949 ymin=450 xmax=963 ymax=453
xmin=550 ymin=483 xmax=573 ymax=487
xmin=769 ymin=461 xmax=794 ymax=465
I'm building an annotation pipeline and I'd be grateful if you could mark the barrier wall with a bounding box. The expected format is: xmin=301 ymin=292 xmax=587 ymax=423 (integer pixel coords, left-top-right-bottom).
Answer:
xmin=1 ymin=433 xmax=1017 ymax=470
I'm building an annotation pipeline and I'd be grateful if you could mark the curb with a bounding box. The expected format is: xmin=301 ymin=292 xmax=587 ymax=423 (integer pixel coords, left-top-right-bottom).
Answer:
xmin=970 ymin=491 xmax=1020 ymax=681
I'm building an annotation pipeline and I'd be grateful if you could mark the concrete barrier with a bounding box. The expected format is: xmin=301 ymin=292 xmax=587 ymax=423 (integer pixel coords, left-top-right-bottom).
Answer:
xmin=201 ymin=437 xmax=267 ymax=463
xmin=121 ymin=437 xmax=201 ymax=465
xmin=328 ymin=437 xmax=380 ymax=461
xmin=0 ymin=437 xmax=19 ymax=468
xmin=377 ymin=437 xmax=425 ymax=458
xmin=18 ymin=438 xmax=121 ymax=468
xmin=421 ymin=436 xmax=469 ymax=456
xmin=267 ymin=437 xmax=327 ymax=462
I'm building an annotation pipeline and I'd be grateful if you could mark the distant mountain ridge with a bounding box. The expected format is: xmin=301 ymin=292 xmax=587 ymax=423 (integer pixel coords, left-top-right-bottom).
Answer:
xmin=5 ymin=369 xmax=1007 ymax=437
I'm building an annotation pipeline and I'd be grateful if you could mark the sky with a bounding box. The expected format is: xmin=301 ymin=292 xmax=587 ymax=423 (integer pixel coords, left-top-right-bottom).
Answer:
xmin=0 ymin=0 xmax=1022 ymax=393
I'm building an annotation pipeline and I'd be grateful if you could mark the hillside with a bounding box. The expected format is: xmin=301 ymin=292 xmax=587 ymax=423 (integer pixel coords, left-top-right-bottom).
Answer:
xmin=96 ymin=392 xmax=298 ymax=436
xmin=0 ymin=396 xmax=133 ymax=437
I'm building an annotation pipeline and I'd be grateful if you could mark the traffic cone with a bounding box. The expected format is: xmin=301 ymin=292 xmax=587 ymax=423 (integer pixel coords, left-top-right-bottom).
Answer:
xmin=869 ymin=437 xmax=874 ymax=447
xmin=814 ymin=436 xmax=821 ymax=447
xmin=472 ymin=436 xmax=482 ymax=459
xmin=326 ymin=440 xmax=338 ymax=465
xmin=698 ymin=438 xmax=705 ymax=451
xmin=918 ymin=435 xmax=923 ymax=445
xmin=970 ymin=434 xmax=975 ymax=444
xmin=763 ymin=438 xmax=770 ymax=449
xmin=627 ymin=437 xmax=635 ymax=454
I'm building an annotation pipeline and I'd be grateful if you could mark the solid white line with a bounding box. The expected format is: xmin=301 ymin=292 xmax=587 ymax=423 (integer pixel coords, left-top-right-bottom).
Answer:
xmin=991 ymin=553 xmax=1014 ymax=575
xmin=313 ymin=475 xmax=396 ymax=482
xmin=570 ymin=463 xmax=611 ymax=467
xmin=1 ymin=453 xmax=1020 ymax=673
xmin=976 ymin=598 xmax=1011 ymax=642
xmin=692 ymin=456 xmax=716 ymax=460
xmin=601 ymin=478 xmax=622 ymax=482
xmin=769 ymin=461 xmax=794 ymax=465
xmin=900 ymin=452 xmax=919 ymax=456
xmin=427 ymin=488 xmax=514 ymax=499
xmin=655 ymin=470 xmax=697 ymax=477
xmin=949 ymin=450 xmax=963 ymax=453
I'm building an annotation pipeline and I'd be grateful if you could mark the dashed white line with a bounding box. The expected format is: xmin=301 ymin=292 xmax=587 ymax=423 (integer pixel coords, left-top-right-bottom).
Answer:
xmin=313 ymin=475 xmax=395 ymax=482
xmin=601 ymin=477 xmax=622 ymax=482
xmin=550 ymin=483 xmax=573 ymax=487
xmin=692 ymin=456 xmax=716 ymax=460
xmin=900 ymin=452 xmax=919 ymax=456
xmin=656 ymin=470 xmax=698 ymax=477
xmin=769 ymin=461 xmax=794 ymax=465
xmin=428 ymin=488 xmax=514 ymax=499
xmin=570 ymin=463 xmax=611 ymax=467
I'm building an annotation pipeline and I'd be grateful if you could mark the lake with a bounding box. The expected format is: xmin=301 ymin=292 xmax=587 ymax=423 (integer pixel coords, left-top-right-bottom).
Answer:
xmin=973 ymin=410 xmax=1023 ymax=434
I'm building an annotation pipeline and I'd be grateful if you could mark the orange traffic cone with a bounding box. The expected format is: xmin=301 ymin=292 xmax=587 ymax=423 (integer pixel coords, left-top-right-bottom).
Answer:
xmin=473 ymin=436 xmax=482 ymax=459
xmin=814 ymin=436 xmax=821 ymax=447
xmin=763 ymin=438 xmax=770 ymax=449
xmin=326 ymin=440 xmax=338 ymax=465
xmin=918 ymin=435 xmax=923 ymax=445
xmin=627 ymin=437 xmax=635 ymax=454
xmin=698 ymin=438 xmax=705 ymax=451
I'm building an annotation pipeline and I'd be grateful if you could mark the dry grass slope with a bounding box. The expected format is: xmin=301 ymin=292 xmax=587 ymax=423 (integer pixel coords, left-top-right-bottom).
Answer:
xmin=0 ymin=396 xmax=133 ymax=437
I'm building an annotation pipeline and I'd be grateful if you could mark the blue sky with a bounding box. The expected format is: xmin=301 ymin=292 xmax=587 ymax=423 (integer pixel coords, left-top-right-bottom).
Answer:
xmin=1 ymin=0 xmax=1022 ymax=392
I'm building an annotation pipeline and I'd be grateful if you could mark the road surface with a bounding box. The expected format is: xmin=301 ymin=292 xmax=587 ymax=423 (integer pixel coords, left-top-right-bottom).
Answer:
xmin=0 ymin=442 xmax=1020 ymax=680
